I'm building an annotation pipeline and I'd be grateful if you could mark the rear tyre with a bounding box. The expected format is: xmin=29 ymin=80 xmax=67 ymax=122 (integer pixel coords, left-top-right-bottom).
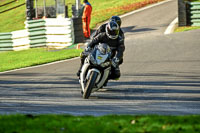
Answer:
xmin=83 ymin=71 xmax=98 ymax=99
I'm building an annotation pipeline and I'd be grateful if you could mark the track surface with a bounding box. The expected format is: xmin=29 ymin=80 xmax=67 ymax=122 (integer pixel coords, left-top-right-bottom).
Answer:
xmin=1 ymin=0 xmax=200 ymax=115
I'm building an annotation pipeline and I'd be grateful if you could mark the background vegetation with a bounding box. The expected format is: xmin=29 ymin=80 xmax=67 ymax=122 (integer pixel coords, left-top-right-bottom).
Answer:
xmin=175 ymin=26 xmax=200 ymax=32
xmin=0 ymin=0 xmax=163 ymax=32
xmin=1 ymin=0 xmax=200 ymax=33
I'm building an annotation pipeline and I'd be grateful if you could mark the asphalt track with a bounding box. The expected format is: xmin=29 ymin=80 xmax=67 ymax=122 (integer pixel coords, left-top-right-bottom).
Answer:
xmin=0 ymin=0 xmax=200 ymax=115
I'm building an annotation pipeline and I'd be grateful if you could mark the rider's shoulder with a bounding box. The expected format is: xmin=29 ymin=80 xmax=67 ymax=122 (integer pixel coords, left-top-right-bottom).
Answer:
xmin=94 ymin=32 xmax=107 ymax=40
xmin=99 ymin=23 xmax=107 ymax=31
xmin=99 ymin=32 xmax=107 ymax=36
xmin=119 ymin=28 xmax=124 ymax=34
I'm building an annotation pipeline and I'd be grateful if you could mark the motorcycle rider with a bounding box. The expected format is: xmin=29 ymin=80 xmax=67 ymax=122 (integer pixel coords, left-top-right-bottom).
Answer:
xmin=92 ymin=16 xmax=124 ymax=40
xmin=77 ymin=21 xmax=125 ymax=81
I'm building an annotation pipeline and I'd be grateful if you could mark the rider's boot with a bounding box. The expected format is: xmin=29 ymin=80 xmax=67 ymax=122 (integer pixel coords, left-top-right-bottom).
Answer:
xmin=113 ymin=66 xmax=120 ymax=80
xmin=108 ymin=66 xmax=121 ymax=80
xmin=77 ymin=52 xmax=86 ymax=77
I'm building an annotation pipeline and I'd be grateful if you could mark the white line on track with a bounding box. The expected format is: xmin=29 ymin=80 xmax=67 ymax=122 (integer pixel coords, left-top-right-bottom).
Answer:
xmin=0 ymin=0 xmax=174 ymax=74
xmin=164 ymin=17 xmax=178 ymax=34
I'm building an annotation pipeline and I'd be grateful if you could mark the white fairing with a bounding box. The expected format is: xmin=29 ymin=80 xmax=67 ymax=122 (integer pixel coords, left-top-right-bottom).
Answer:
xmin=80 ymin=57 xmax=111 ymax=93
xmin=80 ymin=43 xmax=112 ymax=94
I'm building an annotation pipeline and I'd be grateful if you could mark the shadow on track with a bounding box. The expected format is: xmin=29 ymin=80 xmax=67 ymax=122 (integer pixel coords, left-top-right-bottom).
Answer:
xmin=96 ymin=72 xmax=200 ymax=101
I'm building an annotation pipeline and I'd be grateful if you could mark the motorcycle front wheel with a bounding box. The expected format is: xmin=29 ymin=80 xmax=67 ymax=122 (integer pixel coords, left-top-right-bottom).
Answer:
xmin=83 ymin=71 xmax=98 ymax=99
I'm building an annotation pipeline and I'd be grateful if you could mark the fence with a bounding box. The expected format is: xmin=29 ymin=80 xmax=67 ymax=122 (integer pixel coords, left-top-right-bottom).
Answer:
xmin=178 ymin=0 xmax=200 ymax=26
xmin=0 ymin=18 xmax=74 ymax=51
xmin=189 ymin=2 xmax=200 ymax=26
xmin=0 ymin=30 xmax=30 ymax=51
xmin=25 ymin=18 xmax=74 ymax=49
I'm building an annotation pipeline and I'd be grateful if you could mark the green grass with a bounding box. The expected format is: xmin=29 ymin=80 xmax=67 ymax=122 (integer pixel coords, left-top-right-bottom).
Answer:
xmin=0 ymin=47 xmax=82 ymax=72
xmin=0 ymin=0 xmax=23 ymax=12
xmin=189 ymin=0 xmax=200 ymax=2
xmin=175 ymin=26 xmax=200 ymax=32
xmin=0 ymin=114 xmax=200 ymax=133
xmin=0 ymin=0 xmax=26 ymax=32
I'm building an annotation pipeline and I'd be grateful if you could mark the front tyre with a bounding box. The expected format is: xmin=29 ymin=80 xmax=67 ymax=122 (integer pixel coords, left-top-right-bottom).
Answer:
xmin=83 ymin=71 xmax=98 ymax=99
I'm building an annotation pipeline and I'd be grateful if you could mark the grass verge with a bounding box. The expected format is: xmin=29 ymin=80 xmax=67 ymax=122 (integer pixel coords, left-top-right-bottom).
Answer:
xmin=0 ymin=114 xmax=200 ymax=133
xmin=0 ymin=47 xmax=82 ymax=72
xmin=0 ymin=0 xmax=26 ymax=32
xmin=175 ymin=26 xmax=200 ymax=32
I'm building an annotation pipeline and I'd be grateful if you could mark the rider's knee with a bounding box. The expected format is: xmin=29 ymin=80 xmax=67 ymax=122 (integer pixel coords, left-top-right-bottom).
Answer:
xmin=114 ymin=68 xmax=121 ymax=79
xmin=119 ymin=58 xmax=123 ymax=65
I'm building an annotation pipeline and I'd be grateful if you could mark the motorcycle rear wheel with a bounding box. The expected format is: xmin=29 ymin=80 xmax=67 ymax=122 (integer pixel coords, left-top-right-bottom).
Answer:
xmin=83 ymin=71 xmax=98 ymax=99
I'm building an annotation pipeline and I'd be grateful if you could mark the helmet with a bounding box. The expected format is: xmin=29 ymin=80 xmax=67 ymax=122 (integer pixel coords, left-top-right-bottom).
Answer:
xmin=105 ymin=21 xmax=119 ymax=39
xmin=110 ymin=16 xmax=121 ymax=27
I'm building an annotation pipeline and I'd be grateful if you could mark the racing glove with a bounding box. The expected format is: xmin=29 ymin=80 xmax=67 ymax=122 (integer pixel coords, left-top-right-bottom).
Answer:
xmin=85 ymin=46 xmax=91 ymax=52
xmin=111 ymin=57 xmax=119 ymax=68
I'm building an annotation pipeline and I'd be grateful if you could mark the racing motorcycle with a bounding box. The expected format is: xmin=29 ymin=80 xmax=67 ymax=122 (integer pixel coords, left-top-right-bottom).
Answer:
xmin=79 ymin=43 xmax=112 ymax=99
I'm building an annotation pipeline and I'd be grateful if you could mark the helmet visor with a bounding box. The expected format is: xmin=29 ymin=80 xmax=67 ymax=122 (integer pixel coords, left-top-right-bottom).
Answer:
xmin=106 ymin=25 xmax=119 ymax=39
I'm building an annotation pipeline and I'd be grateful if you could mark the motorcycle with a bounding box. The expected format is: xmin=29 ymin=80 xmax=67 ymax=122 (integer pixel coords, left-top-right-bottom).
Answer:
xmin=79 ymin=43 xmax=112 ymax=99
